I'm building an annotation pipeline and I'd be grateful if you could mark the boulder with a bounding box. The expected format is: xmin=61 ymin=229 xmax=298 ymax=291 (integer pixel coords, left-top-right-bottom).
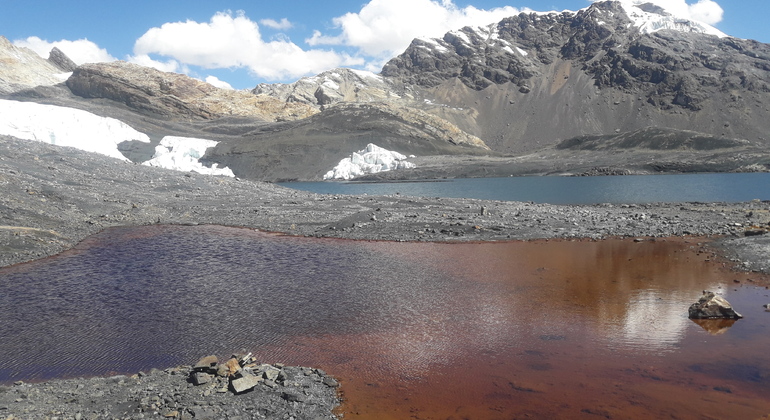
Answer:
xmin=688 ymin=291 xmax=743 ymax=319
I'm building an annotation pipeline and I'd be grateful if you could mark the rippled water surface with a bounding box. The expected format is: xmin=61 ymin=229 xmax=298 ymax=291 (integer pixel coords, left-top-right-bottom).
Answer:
xmin=1 ymin=225 xmax=770 ymax=419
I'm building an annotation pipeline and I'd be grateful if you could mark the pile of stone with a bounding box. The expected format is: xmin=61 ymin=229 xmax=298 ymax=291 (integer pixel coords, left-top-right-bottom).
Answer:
xmin=191 ymin=353 xmax=339 ymax=397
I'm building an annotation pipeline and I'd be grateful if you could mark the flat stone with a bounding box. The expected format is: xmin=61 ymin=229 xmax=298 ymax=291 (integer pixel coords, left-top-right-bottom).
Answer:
xmin=191 ymin=372 xmax=212 ymax=386
xmin=261 ymin=365 xmax=281 ymax=381
xmin=231 ymin=372 xmax=262 ymax=394
xmin=322 ymin=377 xmax=339 ymax=388
xmin=193 ymin=355 xmax=218 ymax=372
xmin=282 ymin=391 xmax=306 ymax=402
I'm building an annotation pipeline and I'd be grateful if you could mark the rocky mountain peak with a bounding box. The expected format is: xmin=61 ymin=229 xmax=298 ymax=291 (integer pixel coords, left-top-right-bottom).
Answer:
xmin=0 ymin=35 xmax=68 ymax=94
xmin=252 ymin=67 xmax=411 ymax=107
xmin=47 ymin=47 xmax=77 ymax=72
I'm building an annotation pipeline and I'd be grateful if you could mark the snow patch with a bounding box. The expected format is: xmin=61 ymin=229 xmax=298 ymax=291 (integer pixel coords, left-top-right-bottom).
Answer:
xmin=516 ymin=47 xmax=529 ymax=56
xmin=323 ymin=143 xmax=416 ymax=180
xmin=0 ymin=99 xmax=149 ymax=161
xmin=142 ymin=136 xmax=234 ymax=177
xmin=618 ymin=1 xmax=727 ymax=37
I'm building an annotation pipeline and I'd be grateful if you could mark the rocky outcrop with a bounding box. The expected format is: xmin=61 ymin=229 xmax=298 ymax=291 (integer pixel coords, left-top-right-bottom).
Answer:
xmin=252 ymin=67 xmax=410 ymax=107
xmin=47 ymin=47 xmax=77 ymax=72
xmin=66 ymin=62 xmax=318 ymax=122
xmin=688 ymin=291 xmax=743 ymax=319
xmin=0 ymin=36 xmax=68 ymax=94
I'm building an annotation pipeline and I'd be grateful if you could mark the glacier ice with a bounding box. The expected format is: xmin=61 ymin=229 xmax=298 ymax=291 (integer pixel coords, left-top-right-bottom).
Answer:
xmin=142 ymin=136 xmax=235 ymax=177
xmin=323 ymin=143 xmax=416 ymax=180
xmin=0 ymin=99 xmax=149 ymax=160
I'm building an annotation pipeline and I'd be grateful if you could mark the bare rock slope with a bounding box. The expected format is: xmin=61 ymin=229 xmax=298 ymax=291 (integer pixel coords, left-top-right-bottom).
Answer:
xmin=66 ymin=62 xmax=319 ymax=122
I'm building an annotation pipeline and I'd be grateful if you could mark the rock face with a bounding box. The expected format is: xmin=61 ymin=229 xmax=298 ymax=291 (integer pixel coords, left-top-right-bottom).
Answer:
xmin=376 ymin=0 xmax=770 ymax=153
xmin=688 ymin=291 xmax=743 ymax=319
xmin=253 ymin=67 xmax=411 ymax=107
xmin=0 ymin=36 xmax=68 ymax=94
xmin=66 ymin=62 xmax=318 ymax=122
xmin=47 ymin=47 xmax=77 ymax=72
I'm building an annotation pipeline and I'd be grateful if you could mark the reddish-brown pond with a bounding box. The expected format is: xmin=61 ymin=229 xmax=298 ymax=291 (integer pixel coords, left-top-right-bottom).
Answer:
xmin=1 ymin=225 xmax=769 ymax=419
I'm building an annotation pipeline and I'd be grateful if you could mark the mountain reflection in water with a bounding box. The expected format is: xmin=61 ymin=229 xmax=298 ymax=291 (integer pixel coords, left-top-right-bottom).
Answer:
xmin=1 ymin=225 xmax=769 ymax=419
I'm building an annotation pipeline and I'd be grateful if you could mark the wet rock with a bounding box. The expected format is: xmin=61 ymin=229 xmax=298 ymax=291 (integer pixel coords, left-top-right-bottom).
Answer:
xmin=688 ymin=291 xmax=743 ymax=319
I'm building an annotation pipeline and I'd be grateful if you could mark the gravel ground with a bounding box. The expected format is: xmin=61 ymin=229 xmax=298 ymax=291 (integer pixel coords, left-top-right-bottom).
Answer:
xmin=1 ymin=136 xmax=770 ymax=419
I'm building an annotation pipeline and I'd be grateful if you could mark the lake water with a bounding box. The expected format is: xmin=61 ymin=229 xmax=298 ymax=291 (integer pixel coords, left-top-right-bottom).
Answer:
xmin=280 ymin=173 xmax=770 ymax=204
xmin=1 ymin=225 xmax=770 ymax=419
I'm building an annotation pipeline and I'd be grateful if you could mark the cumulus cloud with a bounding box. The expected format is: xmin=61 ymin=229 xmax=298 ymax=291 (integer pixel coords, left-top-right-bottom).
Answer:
xmin=259 ymin=18 xmax=293 ymax=30
xmin=130 ymin=10 xmax=361 ymax=81
xmin=13 ymin=36 xmax=116 ymax=65
xmin=205 ymin=75 xmax=234 ymax=89
xmin=306 ymin=0 xmax=521 ymax=58
xmin=606 ymin=0 xmax=724 ymax=25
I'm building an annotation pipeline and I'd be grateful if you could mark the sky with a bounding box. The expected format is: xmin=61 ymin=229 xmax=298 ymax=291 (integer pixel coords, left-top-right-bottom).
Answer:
xmin=1 ymin=0 xmax=768 ymax=90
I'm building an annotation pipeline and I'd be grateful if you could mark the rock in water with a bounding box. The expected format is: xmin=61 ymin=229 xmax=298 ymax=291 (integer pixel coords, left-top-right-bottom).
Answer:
xmin=688 ymin=291 xmax=743 ymax=319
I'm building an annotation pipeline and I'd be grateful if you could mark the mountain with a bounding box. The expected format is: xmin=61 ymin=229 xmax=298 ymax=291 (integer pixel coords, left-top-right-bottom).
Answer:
xmin=0 ymin=36 xmax=70 ymax=94
xmin=2 ymin=0 xmax=770 ymax=181
xmin=379 ymin=0 xmax=770 ymax=154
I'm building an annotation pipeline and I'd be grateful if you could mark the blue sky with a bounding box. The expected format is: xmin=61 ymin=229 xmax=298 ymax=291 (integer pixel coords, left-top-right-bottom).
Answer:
xmin=1 ymin=0 xmax=767 ymax=89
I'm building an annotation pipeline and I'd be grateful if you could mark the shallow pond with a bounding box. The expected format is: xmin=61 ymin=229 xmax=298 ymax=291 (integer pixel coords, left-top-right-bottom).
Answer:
xmin=1 ymin=225 xmax=769 ymax=419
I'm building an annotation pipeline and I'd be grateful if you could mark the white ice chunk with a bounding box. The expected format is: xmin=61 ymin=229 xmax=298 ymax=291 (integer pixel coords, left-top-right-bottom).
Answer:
xmin=142 ymin=136 xmax=235 ymax=177
xmin=323 ymin=143 xmax=416 ymax=180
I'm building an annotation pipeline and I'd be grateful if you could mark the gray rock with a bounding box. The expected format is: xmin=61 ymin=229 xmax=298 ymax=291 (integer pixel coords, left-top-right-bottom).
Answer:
xmin=191 ymin=372 xmax=212 ymax=386
xmin=230 ymin=371 xmax=263 ymax=394
xmin=688 ymin=291 xmax=743 ymax=319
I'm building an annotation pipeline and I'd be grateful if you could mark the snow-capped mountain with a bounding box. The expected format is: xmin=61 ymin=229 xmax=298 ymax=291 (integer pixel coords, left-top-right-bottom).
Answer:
xmin=380 ymin=0 xmax=770 ymax=153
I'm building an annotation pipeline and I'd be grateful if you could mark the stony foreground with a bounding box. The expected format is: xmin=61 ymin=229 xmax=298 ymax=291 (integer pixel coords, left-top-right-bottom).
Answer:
xmin=0 ymin=362 xmax=339 ymax=420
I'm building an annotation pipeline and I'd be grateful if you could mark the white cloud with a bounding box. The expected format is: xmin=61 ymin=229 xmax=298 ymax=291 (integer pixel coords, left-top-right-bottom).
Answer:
xmin=305 ymin=0 xmax=521 ymax=58
xmin=602 ymin=0 xmax=724 ymax=25
xmin=205 ymin=75 xmax=233 ymax=89
xmin=259 ymin=18 xmax=293 ymax=30
xmin=687 ymin=0 xmax=724 ymax=25
xmin=12 ymin=36 xmax=116 ymax=65
xmin=128 ymin=53 xmax=181 ymax=73
xmin=130 ymin=10 xmax=361 ymax=81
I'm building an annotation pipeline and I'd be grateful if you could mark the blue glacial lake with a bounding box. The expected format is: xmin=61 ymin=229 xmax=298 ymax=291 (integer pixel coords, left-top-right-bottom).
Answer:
xmin=281 ymin=173 xmax=770 ymax=204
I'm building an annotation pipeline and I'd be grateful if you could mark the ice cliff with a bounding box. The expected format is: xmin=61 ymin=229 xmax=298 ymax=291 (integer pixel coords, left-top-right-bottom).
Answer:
xmin=324 ymin=143 xmax=415 ymax=180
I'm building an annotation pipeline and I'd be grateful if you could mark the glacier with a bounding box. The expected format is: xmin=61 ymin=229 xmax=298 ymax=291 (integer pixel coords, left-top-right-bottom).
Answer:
xmin=142 ymin=136 xmax=235 ymax=177
xmin=324 ymin=143 xmax=416 ymax=180
xmin=0 ymin=99 xmax=149 ymax=160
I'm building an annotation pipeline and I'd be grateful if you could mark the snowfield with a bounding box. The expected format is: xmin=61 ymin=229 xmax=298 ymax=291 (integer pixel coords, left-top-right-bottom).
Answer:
xmin=324 ymin=143 xmax=416 ymax=180
xmin=0 ymin=99 xmax=149 ymax=160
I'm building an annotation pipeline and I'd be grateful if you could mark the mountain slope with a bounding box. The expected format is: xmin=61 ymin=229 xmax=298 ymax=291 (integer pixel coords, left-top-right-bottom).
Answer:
xmin=379 ymin=1 xmax=770 ymax=153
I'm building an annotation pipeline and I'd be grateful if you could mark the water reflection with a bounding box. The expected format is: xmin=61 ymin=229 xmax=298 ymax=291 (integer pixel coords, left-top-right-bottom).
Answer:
xmin=0 ymin=226 xmax=769 ymax=419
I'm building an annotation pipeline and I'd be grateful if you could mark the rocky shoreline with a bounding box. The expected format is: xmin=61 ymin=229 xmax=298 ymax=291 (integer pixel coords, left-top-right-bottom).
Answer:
xmin=0 ymin=359 xmax=340 ymax=419
xmin=2 ymin=136 xmax=770 ymax=418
